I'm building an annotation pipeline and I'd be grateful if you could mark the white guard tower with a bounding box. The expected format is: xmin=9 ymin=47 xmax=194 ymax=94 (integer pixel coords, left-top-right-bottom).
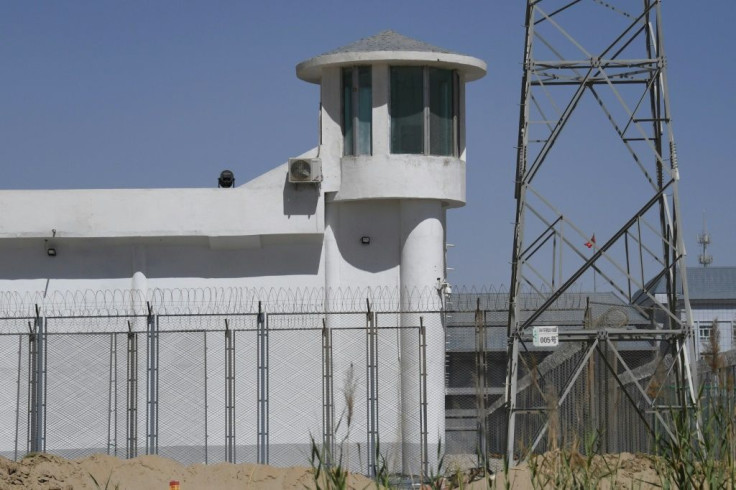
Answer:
xmin=296 ymin=31 xmax=486 ymax=473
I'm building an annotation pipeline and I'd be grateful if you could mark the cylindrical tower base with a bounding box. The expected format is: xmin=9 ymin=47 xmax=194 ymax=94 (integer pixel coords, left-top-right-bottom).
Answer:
xmin=400 ymin=200 xmax=445 ymax=476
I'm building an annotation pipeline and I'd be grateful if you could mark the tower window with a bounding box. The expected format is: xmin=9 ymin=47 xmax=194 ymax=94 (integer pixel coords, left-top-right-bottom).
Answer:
xmin=342 ymin=66 xmax=372 ymax=155
xmin=390 ymin=67 xmax=458 ymax=156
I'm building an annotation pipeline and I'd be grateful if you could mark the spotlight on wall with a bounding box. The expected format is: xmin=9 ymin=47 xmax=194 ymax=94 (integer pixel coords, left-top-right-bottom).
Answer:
xmin=360 ymin=236 xmax=371 ymax=245
xmin=218 ymin=170 xmax=235 ymax=188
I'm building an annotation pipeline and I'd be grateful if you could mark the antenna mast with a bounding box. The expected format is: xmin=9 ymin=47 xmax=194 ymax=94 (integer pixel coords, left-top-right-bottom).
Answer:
xmin=698 ymin=212 xmax=713 ymax=267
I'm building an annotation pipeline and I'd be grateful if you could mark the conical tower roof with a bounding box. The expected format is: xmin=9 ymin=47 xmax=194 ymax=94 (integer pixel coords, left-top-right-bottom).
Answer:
xmin=319 ymin=30 xmax=458 ymax=56
xmin=297 ymin=30 xmax=486 ymax=83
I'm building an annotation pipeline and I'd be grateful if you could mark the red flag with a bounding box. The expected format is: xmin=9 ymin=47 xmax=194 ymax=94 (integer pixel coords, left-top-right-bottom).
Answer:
xmin=585 ymin=234 xmax=596 ymax=249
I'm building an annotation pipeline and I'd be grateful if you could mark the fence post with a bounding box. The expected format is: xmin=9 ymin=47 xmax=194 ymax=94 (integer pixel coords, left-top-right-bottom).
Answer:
xmin=14 ymin=334 xmax=23 ymax=460
xmin=257 ymin=302 xmax=269 ymax=464
xmin=322 ymin=319 xmax=334 ymax=465
xmin=28 ymin=306 xmax=46 ymax=454
xmin=127 ymin=320 xmax=138 ymax=458
xmin=203 ymin=330 xmax=208 ymax=464
xmin=475 ymin=300 xmax=488 ymax=468
xmin=26 ymin=319 xmax=35 ymax=455
xmin=418 ymin=317 xmax=428 ymax=480
xmin=107 ymin=332 xmax=118 ymax=456
xmin=145 ymin=302 xmax=158 ymax=455
xmin=366 ymin=300 xmax=378 ymax=477
xmin=225 ymin=319 xmax=236 ymax=463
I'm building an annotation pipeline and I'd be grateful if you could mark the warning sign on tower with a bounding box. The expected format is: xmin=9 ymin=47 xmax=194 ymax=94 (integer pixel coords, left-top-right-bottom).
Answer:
xmin=532 ymin=326 xmax=559 ymax=348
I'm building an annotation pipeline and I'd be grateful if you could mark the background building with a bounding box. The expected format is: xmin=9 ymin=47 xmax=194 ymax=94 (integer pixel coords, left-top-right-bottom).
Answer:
xmin=649 ymin=266 xmax=736 ymax=358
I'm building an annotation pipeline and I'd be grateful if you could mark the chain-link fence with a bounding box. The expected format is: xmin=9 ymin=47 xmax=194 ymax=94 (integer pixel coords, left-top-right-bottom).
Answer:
xmin=505 ymin=337 xmax=668 ymax=457
xmin=1 ymin=287 xmax=732 ymax=475
xmin=442 ymin=290 xmax=734 ymax=468
xmin=0 ymin=304 xmax=446 ymax=478
xmin=445 ymin=331 xmax=689 ymax=463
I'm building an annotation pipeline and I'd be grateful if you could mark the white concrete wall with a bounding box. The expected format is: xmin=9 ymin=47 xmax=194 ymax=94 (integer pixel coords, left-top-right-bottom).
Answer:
xmin=318 ymin=67 xmax=342 ymax=194
xmin=0 ymin=159 xmax=323 ymax=240
xmin=324 ymin=199 xmax=401 ymax=291
xmin=336 ymin=154 xmax=465 ymax=206
xmin=0 ymin=234 xmax=326 ymax=296
xmin=690 ymin=307 xmax=736 ymax=356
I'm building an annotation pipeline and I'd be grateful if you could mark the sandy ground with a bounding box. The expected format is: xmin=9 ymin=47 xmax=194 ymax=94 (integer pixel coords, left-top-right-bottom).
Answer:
xmin=0 ymin=453 xmax=371 ymax=490
xmin=491 ymin=452 xmax=663 ymax=489
xmin=0 ymin=452 xmax=664 ymax=489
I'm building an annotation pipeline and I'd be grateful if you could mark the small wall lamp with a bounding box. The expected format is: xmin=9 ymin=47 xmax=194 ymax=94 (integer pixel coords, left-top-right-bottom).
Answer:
xmin=360 ymin=236 xmax=371 ymax=245
xmin=45 ymin=239 xmax=56 ymax=257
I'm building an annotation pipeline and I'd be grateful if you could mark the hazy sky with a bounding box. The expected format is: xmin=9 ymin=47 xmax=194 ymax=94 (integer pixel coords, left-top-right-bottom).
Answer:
xmin=1 ymin=1 xmax=734 ymax=287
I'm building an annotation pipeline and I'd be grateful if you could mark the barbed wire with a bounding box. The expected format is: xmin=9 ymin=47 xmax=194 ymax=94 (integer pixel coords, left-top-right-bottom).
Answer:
xmin=0 ymin=285 xmax=445 ymax=317
xmin=0 ymin=284 xmax=626 ymax=318
xmin=446 ymin=285 xmax=613 ymax=311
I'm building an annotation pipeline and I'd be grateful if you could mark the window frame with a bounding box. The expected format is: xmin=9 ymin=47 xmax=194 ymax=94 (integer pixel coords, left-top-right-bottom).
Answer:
xmin=698 ymin=322 xmax=712 ymax=343
xmin=389 ymin=66 xmax=460 ymax=157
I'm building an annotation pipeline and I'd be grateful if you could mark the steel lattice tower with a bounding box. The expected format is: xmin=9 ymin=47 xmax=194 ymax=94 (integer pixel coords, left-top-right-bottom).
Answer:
xmin=505 ymin=0 xmax=697 ymax=462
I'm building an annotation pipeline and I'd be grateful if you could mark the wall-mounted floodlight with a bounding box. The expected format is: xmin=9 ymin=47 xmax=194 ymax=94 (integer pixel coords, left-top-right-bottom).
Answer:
xmin=360 ymin=236 xmax=371 ymax=245
xmin=218 ymin=170 xmax=235 ymax=188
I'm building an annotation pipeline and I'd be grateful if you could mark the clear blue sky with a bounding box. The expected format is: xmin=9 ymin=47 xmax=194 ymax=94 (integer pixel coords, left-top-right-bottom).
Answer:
xmin=1 ymin=1 xmax=734 ymax=287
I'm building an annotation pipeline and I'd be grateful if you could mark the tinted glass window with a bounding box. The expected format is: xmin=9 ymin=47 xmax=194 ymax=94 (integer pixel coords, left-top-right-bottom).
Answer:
xmin=429 ymin=68 xmax=454 ymax=156
xmin=342 ymin=67 xmax=372 ymax=155
xmin=390 ymin=67 xmax=456 ymax=156
xmin=390 ymin=67 xmax=424 ymax=154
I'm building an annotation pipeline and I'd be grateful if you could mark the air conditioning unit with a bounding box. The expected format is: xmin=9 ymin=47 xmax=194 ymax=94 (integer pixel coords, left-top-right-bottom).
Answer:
xmin=288 ymin=158 xmax=322 ymax=184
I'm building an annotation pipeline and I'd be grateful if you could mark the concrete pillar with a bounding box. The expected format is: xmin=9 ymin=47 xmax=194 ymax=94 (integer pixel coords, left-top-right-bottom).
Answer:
xmin=131 ymin=270 xmax=148 ymax=329
xmin=372 ymin=64 xmax=390 ymax=157
xmin=319 ymin=67 xmax=342 ymax=194
xmin=399 ymin=199 xmax=445 ymax=475
xmin=323 ymin=194 xmax=340 ymax=313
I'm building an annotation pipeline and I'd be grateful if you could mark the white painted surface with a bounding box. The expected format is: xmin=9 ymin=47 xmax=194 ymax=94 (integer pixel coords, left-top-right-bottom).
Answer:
xmin=336 ymin=154 xmax=465 ymax=206
xmin=318 ymin=67 xmax=343 ymax=194
xmin=691 ymin=308 xmax=736 ymax=356
xmin=399 ymin=200 xmax=446 ymax=473
xmin=0 ymin=160 xmax=323 ymax=240
xmin=297 ymin=50 xmax=487 ymax=83
xmin=371 ymin=64 xmax=390 ymax=156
